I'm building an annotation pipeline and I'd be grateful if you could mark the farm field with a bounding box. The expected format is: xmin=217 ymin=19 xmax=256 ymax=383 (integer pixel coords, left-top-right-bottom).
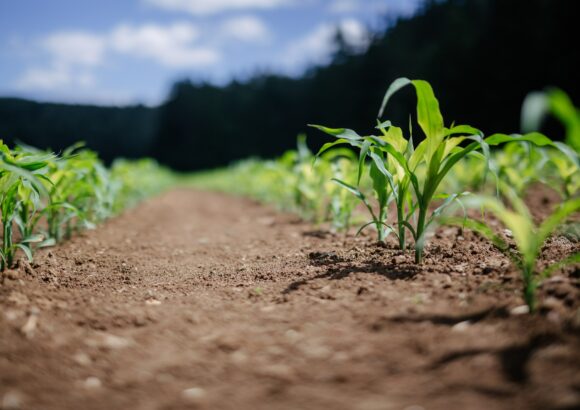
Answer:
xmin=1 ymin=187 xmax=579 ymax=410
xmin=1 ymin=1 xmax=578 ymax=408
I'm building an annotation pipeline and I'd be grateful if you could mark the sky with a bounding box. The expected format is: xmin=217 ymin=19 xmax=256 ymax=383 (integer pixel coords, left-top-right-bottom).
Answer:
xmin=0 ymin=0 xmax=421 ymax=106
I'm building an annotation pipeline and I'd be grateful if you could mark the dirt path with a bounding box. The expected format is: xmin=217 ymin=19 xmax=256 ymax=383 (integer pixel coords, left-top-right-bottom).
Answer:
xmin=1 ymin=189 xmax=579 ymax=410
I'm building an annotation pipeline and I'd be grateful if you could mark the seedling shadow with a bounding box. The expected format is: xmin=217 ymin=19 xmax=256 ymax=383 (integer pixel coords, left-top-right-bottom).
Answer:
xmin=282 ymin=259 xmax=419 ymax=295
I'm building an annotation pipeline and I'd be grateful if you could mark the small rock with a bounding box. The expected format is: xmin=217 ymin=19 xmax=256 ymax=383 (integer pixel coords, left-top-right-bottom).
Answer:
xmin=230 ymin=350 xmax=248 ymax=364
xmin=539 ymin=297 xmax=561 ymax=312
xmin=73 ymin=352 xmax=92 ymax=366
xmin=510 ymin=305 xmax=530 ymax=315
xmin=391 ymin=255 xmax=406 ymax=264
xmin=182 ymin=387 xmax=206 ymax=402
xmin=87 ymin=333 xmax=133 ymax=350
xmin=503 ymin=229 xmax=513 ymax=238
xmin=285 ymin=329 xmax=302 ymax=343
xmin=84 ymin=377 xmax=102 ymax=389
xmin=20 ymin=308 xmax=39 ymax=339
xmin=2 ymin=391 xmax=23 ymax=409
xmin=451 ymin=320 xmax=471 ymax=332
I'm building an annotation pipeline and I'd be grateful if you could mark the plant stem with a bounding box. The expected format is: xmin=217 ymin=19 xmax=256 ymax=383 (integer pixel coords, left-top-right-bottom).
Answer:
xmin=415 ymin=206 xmax=427 ymax=264
xmin=377 ymin=207 xmax=386 ymax=242
xmin=397 ymin=203 xmax=406 ymax=250
xmin=3 ymin=220 xmax=12 ymax=269
xmin=523 ymin=264 xmax=536 ymax=312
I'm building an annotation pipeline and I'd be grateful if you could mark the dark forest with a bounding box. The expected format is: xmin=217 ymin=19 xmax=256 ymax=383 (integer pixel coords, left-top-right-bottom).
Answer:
xmin=0 ymin=0 xmax=577 ymax=170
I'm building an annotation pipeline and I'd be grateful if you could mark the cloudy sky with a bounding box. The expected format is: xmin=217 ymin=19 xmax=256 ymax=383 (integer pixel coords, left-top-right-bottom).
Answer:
xmin=0 ymin=0 xmax=421 ymax=106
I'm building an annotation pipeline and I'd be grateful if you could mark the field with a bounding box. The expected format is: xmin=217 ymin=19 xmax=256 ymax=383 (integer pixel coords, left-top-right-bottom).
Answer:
xmin=1 ymin=79 xmax=579 ymax=409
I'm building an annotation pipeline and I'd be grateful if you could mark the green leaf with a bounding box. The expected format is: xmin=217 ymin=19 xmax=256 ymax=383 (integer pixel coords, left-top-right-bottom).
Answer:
xmin=369 ymin=151 xmax=397 ymax=199
xmin=315 ymin=138 xmax=356 ymax=158
xmin=442 ymin=216 xmax=510 ymax=253
xmin=548 ymin=88 xmax=580 ymax=151
xmin=541 ymin=252 xmax=580 ymax=278
xmin=39 ymin=238 xmax=57 ymax=248
xmin=485 ymin=132 xmax=553 ymax=147
xmin=521 ymin=91 xmax=548 ymax=133
xmin=375 ymin=120 xmax=392 ymax=130
xmin=378 ymin=77 xmax=411 ymax=118
xmin=369 ymin=158 xmax=389 ymax=208
xmin=308 ymin=125 xmax=362 ymax=141
xmin=357 ymin=139 xmax=372 ymax=185
xmin=537 ymin=197 xmax=580 ymax=249
xmin=356 ymin=221 xmax=378 ymax=237
xmin=21 ymin=234 xmax=44 ymax=243
xmin=16 ymin=243 xmax=33 ymax=262
xmin=411 ymin=79 xmax=444 ymax=162
xmin=331 ymin=178 xmax=364 ymax=200
xmin=444 ymin=125 xmax=482 ymax=137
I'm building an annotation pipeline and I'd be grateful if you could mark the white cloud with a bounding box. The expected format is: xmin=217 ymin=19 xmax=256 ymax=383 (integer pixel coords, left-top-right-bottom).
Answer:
xmin=110 ymin=22 xmax=220 ymax=67
xmin=17 ymin=64 xmax=95 ymax=90
xmin=16 ymin=21 xmax=223 ymax=92
xmin=144 ymin=0 xmax=291 ymax=15
xmin=338 ymin=18 xmax=369 ymax=50
xmin=219 ymin=15 xmax=271 ymax=43
xmin=43 ymin=32 xmax=106 ymax=66
xmin=282 ymin=18 xmax=369 ymax=71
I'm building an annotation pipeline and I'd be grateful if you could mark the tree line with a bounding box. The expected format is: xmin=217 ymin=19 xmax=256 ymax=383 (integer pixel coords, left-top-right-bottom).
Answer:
xmin=0 ymin=0 xmax=577 ymax=170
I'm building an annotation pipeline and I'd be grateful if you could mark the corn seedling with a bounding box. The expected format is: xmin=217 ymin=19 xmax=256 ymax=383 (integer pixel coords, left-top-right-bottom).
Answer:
xmin=447 ymin=185 xmax=580 ymax=312
xmin=312 ymin=78 xmax=491 ymax=262
xmin=0 ymin=142 xmax=50 ymax=270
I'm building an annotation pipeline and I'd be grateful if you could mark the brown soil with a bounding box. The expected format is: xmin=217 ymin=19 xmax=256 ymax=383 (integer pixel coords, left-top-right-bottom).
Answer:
xmin=1 ymin=188 xmax=579 ymax=410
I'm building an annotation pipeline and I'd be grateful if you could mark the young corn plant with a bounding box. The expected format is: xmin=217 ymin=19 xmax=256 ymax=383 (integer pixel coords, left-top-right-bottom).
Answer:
xmin=326 ymin=153 xmax=358 ymax=231
xmin=0 ymin=142 xmax=50 ymax=270
xmin=447 ymin=185 xmax=580 ymax=312
xmin=521 ymin=89 xmax=580 ymax=199
xmin=546 ymin=149 xmax=580 ymax=199
xmin=312 ymin=78 xmax=489 ymax=261
xmin=311 ymin=126 xmax=395 ymax=242
xmin=522 ymin=88 xmax=580 ymax=151
xmin=42 ymin=146 xmax=113 ymax=242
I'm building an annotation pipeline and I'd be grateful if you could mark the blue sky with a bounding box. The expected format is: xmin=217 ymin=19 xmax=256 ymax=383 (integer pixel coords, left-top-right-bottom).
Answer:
xmin=0 ymin=0 xmax=421 ymax=106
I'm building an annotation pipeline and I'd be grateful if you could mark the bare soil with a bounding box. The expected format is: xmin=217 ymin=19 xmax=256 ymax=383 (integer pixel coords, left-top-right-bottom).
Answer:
xmin=1 ymin=188 xmax=579 ymax=410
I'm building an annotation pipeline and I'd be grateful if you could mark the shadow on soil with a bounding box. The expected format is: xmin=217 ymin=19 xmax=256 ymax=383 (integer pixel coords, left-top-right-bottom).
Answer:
xmin=282 ymin=257 xmax=419 ymax=295
xmin=429 ymin=333 xmax=561 ymax=384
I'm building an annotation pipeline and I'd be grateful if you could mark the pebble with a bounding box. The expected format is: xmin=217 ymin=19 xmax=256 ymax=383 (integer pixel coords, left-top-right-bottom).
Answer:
xmin=285 ymin=329 xmax=302 ymax=343
xmin=182 ymin=387 xmax=206 ymax=402
xmin=73 ymin=352 xmax=92 ymax=366
xmin=451 ymin=320 xmax=471 ymax=332
xmin=84 ymin=377 xmax=102 ymax=389
xmin=87 ymin=333 xmax=133 ymax=350
xmin=2 ymin=391 xmax=23 ymax=409
xmin=20 ymin=308 xmax=39 ymax=339
xmin=391 ymin=255 xmax=406 ymax=264
xmin=510 ymin=305 xmax=530 ymax=315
